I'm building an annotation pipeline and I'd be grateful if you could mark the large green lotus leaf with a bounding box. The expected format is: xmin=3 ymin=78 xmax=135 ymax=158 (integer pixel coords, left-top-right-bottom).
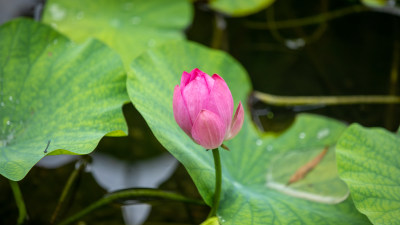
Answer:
xmin=336 ymin=124 xmax=400 ymax=225
xmin=0 ymin=18 xmax=128 ymax=181
xmin=209 ymin=0 xmax=274 ymax=17
xmin=41 ymin=0 xmax=192 ymax=68
xmin=127 ymin=40 xmax=370 ymax=224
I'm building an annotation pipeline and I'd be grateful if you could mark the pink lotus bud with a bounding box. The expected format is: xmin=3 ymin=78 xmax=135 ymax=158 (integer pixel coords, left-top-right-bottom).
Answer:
xmin=173 ymin=68 xmax=244 ymax=149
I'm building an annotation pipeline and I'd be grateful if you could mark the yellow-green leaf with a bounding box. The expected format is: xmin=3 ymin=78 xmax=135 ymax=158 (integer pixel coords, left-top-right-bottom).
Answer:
xmin=42 ymin=0 xmax=193 ymax=68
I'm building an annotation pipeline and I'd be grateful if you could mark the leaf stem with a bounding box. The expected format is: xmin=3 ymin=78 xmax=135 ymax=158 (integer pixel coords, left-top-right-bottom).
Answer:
xmin=51 ymin=159 xmax=86 ymax=224
xmin=57 ymin=188 xmax=204 ymax=225
xmin=208 ymin=148 xmax=222 ymax=218
xmin=253 ymin=91 xmax=400 ymax=106
xmin=246 ymin=5 xmax=369 ymax=30
xmin=9 ymin=180 xmax=28 ymax=225
xmin=211 ymin=13 xmax=226 ymax=49
xmin=385 ymin=21 xmax=399 ymax=129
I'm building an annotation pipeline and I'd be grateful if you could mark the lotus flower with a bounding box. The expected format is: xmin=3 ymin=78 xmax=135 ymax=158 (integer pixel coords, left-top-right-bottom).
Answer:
xmin=173 ymin=68 xmax=244 ymax=149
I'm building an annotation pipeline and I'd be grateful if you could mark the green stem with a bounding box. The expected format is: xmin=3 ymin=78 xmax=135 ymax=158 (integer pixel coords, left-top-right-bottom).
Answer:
xmin=211 ymin=13 xmax=225 ymax=49
xmin=385 ymin=21 xmax=399 ymax=130
xmin=253 ymin=91 xmax=400 ymax=106
xmin=9 ymin=180 xmax=28 ymax=225
xmin=208 ymin=148 xmax=221 ymax=218
xmin=246 ymin=5 xmax=369 ymax=30
xmin=265 ymin=4 xmax=328 ymax=45
xmin=57 ymin=188 xmax=204 ymax=225
xmin=266 ymin=6 xmax=285 ymax=43
xmin=51 ymin=160 xmax=85 ymax=223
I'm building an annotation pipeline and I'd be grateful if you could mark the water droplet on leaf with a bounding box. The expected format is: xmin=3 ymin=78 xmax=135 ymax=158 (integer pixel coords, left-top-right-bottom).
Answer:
xmin=317 ymin=128 xmax=330 ymax=139
xmin=76 ymin=11 xmax=84 ymax=20
xmin=124 ymin=2 xmax=133 ymax=10
xmin=131 ymin=16 xmax=141 ymax=25
xmin=233 ymin=181 xmax=242 ymax=189
xmin=49 ymin=3 xmax=66 ymax=21
xmin=218 ymin=216 xmax=226 ymax=223
xmin=110 ymin=19 xmax=121 ymax=28
xmin=147 ymin=39 xmax=156 ymax=47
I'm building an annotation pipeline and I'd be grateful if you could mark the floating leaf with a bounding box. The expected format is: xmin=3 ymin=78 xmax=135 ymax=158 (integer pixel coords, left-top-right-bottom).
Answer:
xmin=127 ymin=40 xmax=370 ymax=224
xmin=336 ymin=124 xmax=400 ymax=225
xmin=209 ymin=0 xmax=275 ymax=17
xmin=42 ymin=0 xmax=193 ymax=68
xmin=287 ymin=146 xmax=329 ymax=185
xmin=0 ymin=19 xmax=127 ymax=181
xmin=267 ymin=146 xmax=349 ymax=204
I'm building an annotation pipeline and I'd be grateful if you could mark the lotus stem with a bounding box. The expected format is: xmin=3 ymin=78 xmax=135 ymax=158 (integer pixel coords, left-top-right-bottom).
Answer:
xmin=253 ymin=91 xmax=400 ymax=106
xmin=245 ymin=5 xmax=370 ymax=30
xmin=385 ymin=36 xmax=399 ymax=129
xmin=211 ymin=13 xmax=226 ymax=49
xmin=57 ymin=188 xmax=204 ymax=225
xmin=9 ymin=180 xmax=28 ymax=225
xmin=208 ymin=148 xmax=222 ymax=218
xmin=51 ymin=159 xmax=86 ymax=223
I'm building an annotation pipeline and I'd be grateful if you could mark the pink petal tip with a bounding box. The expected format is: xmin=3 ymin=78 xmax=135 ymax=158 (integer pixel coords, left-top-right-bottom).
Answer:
xmin=225 ymin=102 xmax=244 ymax=140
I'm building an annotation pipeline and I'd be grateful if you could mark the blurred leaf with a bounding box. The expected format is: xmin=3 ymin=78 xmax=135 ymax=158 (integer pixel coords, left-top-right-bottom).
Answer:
xmin=209 ymin=0 xmax=275 ymax=17
xmin=361 ymin=0 xmax=389 ymax=8
xmin=0 ymin=18 xmax=127 ymax=181
xmin=336 ymin=124 xmax=400 ymax=225
xmin=127 ymin=40 xmax=370 ymax=224
xmin=42 ymin=0 xmax=193 ymax=68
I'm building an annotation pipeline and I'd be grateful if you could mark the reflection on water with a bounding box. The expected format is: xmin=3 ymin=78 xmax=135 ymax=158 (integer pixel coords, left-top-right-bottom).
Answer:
xmin=37 ymin=154 xmax=78 ymax=168
xmin=37 ymin=153 xmax=178 ymax=225
xmin=91 ymin=153 xmax=178 ymax=225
